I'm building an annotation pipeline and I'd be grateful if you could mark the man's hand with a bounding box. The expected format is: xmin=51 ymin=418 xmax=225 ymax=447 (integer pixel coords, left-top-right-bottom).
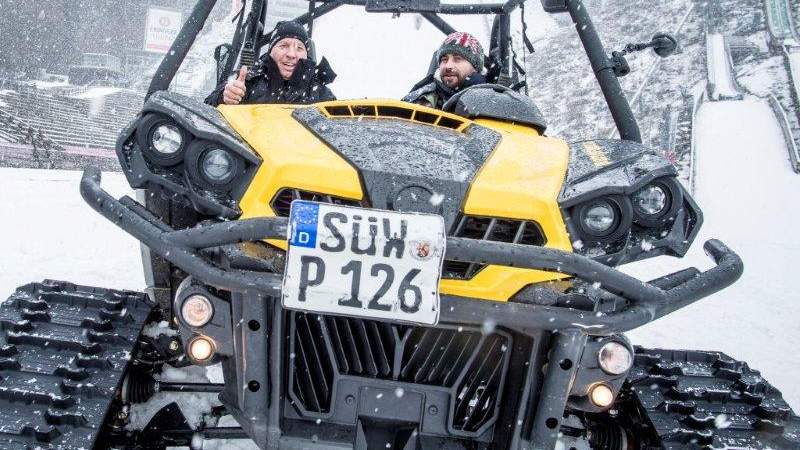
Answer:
xmin=223 ymin=66 xmax=248 ymax=105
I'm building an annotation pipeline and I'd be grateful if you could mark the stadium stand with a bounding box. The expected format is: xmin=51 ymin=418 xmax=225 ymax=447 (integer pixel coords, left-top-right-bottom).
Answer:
xmin=0 ymin=79 xmax=141 ymax=169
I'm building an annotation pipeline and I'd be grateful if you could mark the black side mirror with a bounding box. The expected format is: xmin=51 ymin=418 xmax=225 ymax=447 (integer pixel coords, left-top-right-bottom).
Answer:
xmin=650 ymin=33 xmax=678 ymax=58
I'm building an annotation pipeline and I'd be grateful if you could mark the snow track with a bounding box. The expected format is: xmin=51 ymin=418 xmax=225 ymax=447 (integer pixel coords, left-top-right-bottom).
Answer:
xmin=706 ymin=33 xmax=743 ymax=100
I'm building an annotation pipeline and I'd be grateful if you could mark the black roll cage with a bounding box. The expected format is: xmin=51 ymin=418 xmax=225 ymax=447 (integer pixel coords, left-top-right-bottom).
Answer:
xmin=147 ymin=0 xmax=642 ymax=142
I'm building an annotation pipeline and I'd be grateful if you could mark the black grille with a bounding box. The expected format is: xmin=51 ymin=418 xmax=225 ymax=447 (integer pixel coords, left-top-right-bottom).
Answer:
xmin=270 ymin=188 xmax=364 ymax=217
xmin=288 ymin=312 xmax=512 ymax=435
xmin=443 ymin=216 xmax=547 ymax=280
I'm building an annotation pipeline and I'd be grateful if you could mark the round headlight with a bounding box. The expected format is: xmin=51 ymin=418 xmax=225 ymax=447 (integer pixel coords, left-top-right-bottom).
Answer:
xmin=584 ymin=203 xmax=615 ymax=232
xmin=598 ymin=341 xmax=633 ymax=375
xmin=151 ymin=124 xmax=183 ymax=155
xmin=633 ymin=184 xmax=667 ymax=216
xmin=200 ymin=148 xmax=235 ymax=184
xmin=181 ymin=295 xmax=214 ymax=328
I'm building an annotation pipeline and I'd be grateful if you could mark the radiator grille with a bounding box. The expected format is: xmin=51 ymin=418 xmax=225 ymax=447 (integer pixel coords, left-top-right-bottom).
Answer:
xmin=442 ymin=216 xmax=547 ymax=280
xmin=270 ymin=188 xmax=364 ymax=217
xmin=288 ymin=312 xmax=511 ymax=434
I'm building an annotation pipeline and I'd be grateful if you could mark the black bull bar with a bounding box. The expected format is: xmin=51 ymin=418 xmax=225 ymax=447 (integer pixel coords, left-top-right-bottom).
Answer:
xmin=81 ymin=167 xmax=743 ymax=337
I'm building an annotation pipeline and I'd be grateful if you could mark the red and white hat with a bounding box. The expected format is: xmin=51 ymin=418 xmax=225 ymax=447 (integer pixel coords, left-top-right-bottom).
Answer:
xmin=437 ymin=32 xmax=485 ymax=72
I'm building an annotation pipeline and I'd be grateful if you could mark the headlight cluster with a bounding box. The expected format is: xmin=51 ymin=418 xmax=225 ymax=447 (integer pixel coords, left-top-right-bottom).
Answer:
xmin=136 ymin=113 xmax=245 ymax=191
xmin=571 ymin=177 xmax=683 ymax=245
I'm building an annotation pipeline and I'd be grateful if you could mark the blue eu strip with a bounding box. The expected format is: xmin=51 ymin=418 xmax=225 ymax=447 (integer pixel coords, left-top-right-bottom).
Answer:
xmin=289 ymin=200 xmax=319 ymax=248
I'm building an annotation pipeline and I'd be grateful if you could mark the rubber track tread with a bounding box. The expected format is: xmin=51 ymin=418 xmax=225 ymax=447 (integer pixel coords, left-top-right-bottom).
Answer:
xmin=630 ymin=347 xmax=800 ymax=449
xmin=0 ymin=280 xmax=153 ymax=449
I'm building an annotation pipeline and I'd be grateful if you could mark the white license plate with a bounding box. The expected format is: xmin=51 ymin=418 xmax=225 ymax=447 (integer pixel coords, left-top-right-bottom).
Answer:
xmin=281 ymin=200 xmax=445 ymax=325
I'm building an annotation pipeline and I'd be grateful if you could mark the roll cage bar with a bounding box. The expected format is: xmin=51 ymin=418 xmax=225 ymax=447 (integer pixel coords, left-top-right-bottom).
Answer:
xmin=147 ymin=0 xmax=641 ymax=142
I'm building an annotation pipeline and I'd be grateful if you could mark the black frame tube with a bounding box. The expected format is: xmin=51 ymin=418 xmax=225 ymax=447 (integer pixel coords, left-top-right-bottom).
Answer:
xmin=566 ymin=0 xmax=641 ymax=142
xmin=157 ymin=381 xmax=225 ymax=393
xmin=147 ymin=0 xmax=219 ymax=98
xmin=421 ymin=12 xmax=456 ymax=35
xmin=80 ymin=167 xmax=742 ymax=336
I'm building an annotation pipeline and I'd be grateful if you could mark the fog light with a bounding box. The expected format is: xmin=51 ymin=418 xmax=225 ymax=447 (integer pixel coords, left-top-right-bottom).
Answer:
xmin=152 ymin=124 xmax=183 ymax=155
xmin=188 ymin=336 xmax=215 ymax=362
xmin=589 ymin=383 xmax=615 ymax=408
xmin=598 ymin=341 xmax=633 ymax=375
xmin=181 ymin=295 xmax=213 ymax=328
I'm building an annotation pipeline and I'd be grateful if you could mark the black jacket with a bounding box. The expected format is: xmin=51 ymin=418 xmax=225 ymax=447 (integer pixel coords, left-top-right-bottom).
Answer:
xmin=205 ymin=56 xmax=336 ymax=106
xmin=402 ymin=72 xmax=486 ymax=109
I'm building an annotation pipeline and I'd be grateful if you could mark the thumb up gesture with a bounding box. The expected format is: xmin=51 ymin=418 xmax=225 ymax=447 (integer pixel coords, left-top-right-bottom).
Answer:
xmin=223 ymin=66 xmax=248 ymax=105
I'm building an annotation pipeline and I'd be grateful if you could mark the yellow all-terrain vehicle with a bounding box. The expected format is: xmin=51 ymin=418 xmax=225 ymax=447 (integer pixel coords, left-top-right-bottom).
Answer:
xmin=1 ymin=0 xmax=799 ymax=449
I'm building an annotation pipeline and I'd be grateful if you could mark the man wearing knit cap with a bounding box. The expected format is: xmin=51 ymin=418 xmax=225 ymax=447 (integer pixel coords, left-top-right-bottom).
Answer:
xmin=403 ymin=31 xmax=487 ymax=109
xmin=205 ymin=21 xmax=336 ymax=106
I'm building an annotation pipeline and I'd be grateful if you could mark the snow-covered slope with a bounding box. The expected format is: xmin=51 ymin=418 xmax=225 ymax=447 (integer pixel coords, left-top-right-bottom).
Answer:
xmin=626 ymin=97 xmax=800 ymax=410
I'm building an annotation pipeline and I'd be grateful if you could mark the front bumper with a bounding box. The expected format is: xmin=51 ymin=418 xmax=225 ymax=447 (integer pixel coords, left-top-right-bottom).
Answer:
xmin=80 ymin=167 xmax=743 ymax=337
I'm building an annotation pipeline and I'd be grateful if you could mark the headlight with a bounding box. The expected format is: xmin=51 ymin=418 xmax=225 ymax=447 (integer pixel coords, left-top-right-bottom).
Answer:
xmin=584 ymin=204 xmax=615 ymax=232
xmin=598 ymin=341 xmax=633 ymax=375
xmin=633 ymin=184 xmax=667 ymax=216
xmin=631 ymin=178 xmax=683 ymax=227
xmin=181 ymin=294 xmax=213 ymax=327
xmin=151 ymin=124 xmax=183 ymax=155
xmin=136 ymin=114 xmax=189 ymax=166
xmin=200 ymin=148 xmax=238 ymax=185
xmin=573 ymin=196 xmax=632 ymax=243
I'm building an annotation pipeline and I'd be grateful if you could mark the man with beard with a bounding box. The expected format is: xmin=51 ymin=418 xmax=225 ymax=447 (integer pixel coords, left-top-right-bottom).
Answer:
xmin=205 ymin=21 xmax=336 ymax=106
xmin=403 ymin=31 xmax=486 ymax=109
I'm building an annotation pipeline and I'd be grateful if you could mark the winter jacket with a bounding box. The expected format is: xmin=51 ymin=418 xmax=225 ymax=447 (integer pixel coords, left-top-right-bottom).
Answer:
xmin=205 ymin=56 xmax=336 ymax=106
xmin=402 ymin=72 xmax=486 ymax=109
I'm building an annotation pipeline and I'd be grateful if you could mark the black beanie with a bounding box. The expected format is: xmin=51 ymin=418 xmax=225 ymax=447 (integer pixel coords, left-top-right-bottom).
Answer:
xmin=268 ymin=21 xmax=310 ymax=53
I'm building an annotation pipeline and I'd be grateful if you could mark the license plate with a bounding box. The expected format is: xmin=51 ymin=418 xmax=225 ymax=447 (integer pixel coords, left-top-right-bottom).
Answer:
xmin=281 ymin=200 xmax=445 ymax=325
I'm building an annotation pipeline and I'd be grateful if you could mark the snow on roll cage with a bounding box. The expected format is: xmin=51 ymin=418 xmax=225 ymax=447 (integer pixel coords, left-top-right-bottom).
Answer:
xmin=80 ymin=166 xmax=743 ymax=337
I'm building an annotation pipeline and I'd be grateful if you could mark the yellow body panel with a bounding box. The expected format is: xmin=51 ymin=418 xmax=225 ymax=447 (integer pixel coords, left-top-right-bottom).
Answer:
xmin=439 ymin=119 xmax=572 ymax=300
xmin=218 ymin=101 xmax=572 ymax=302
xmin=219 ymin=103 xmax=363 ymax=250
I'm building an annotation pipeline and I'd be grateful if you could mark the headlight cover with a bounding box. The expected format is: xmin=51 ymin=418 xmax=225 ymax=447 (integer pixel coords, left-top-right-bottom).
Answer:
xmin=584 ymin=203 xmax=615 ymax=232
xmin=632 ymin=184 xmax=666 ymax=216
xmin=181 ymin=294 xmax=214 ymax=328
xmin=201 ymin=148 xmax=236 ymax=184
xmin=136 ymin=113 xmax=189 ymax=166
xmin=152 ymin=124 xmax=184 ymax=155
xmin=631 ymin=178 xmax=683 ymax=227
xmin=573 ymin=196 xmax=632 ymax=243
xmin=598 ymin=341 xmax=633 ymax=375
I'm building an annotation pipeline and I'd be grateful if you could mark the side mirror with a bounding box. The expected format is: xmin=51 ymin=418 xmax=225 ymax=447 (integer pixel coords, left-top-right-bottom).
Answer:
xmin=651 ymin=33 xmax=678 ymax=58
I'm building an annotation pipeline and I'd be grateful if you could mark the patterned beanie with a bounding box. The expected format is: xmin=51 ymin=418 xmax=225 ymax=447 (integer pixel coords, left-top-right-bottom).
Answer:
xmin=436 ymin=32 xmax=485 ymax=72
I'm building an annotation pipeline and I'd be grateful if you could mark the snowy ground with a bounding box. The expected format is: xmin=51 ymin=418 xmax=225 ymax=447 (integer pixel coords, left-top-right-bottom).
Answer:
xmin=625 ymin=97 xmax=800 ymax=411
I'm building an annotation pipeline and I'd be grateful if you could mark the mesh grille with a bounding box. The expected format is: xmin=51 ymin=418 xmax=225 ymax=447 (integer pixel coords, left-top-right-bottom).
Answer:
xmin=442 ymin=216 xmax=547 ymax=280
xmin=288 ymin=312 xmax=512 ymax=434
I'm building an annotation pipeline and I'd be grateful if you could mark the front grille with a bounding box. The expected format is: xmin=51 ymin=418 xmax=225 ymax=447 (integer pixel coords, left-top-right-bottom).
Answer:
xmin=443 ymin=216 xmax=547 ymax=280
xmin=270 ymin=188 xmax=364 ymax=217
xmin=288 ymin=312 xmax=512 ymax=435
